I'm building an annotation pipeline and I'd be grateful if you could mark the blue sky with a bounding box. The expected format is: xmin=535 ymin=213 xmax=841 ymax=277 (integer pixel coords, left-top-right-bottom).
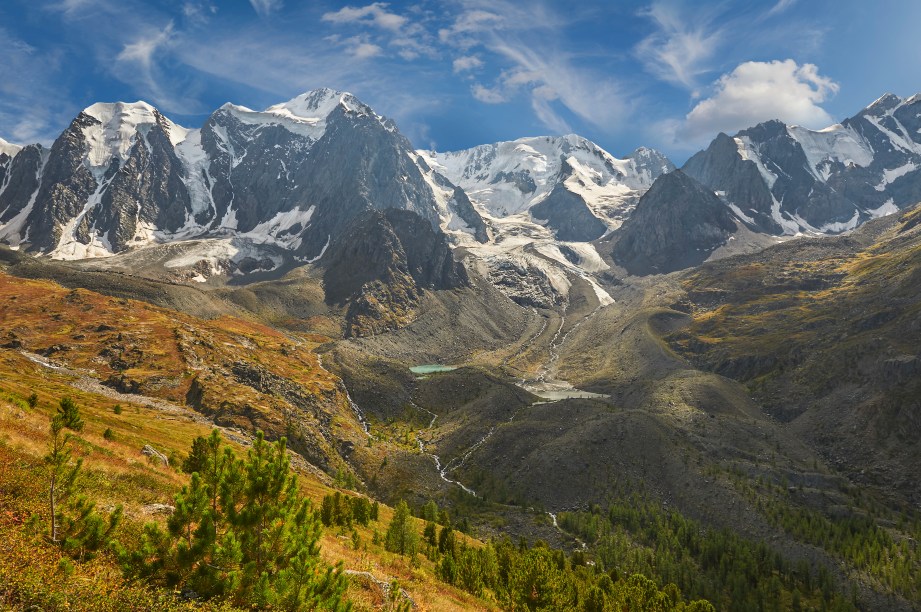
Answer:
xmin=2 ymin=0 xmax=920 ymax=163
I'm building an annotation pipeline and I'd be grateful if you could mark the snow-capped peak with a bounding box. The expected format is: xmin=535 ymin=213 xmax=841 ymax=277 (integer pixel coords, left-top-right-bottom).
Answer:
xmin=265 ymin=88 xmax=373 ymax=124
xmin=82 ymin=100 xmax=157 ymax=123
xmin=0 ymin=136 xmax=22 ymax=158
xmin=212 ymin=88 xmax=377 ymax=141
xmin=80 ymin=101 xmax=188 ymax=170
xmin=428 ymin=135 xmax=673 ymax=219
xmin=863 ymin=92 xmax=902 ymax=116
xmin=787 ymin=123 xmax=874 ymax=180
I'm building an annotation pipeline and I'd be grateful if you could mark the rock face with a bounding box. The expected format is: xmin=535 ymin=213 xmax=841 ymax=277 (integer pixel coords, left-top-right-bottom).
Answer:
xmin=322 ymin=208 xmax=468 ymax=337
xmin=530 ymin=173 xmax=608 ymax=242
xmin=683 ymin=93 xmax=921 ymax=235
xmin=611 ymin=170 xmax=737 ymax=275
xmin=0 ymin=90 xmax=484 ymax=262
xmin=0 ymin=144 xmax=43 ymax=231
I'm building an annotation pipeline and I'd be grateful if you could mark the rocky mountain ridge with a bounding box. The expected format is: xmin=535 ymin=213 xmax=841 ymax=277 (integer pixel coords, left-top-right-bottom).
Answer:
xmin=0 ymin=89 xmax=484 ymax=267
xmin=2 ymin=89 xmax=921 ymax=299
xmin=683 ymin=92 xmax=921 ymax=236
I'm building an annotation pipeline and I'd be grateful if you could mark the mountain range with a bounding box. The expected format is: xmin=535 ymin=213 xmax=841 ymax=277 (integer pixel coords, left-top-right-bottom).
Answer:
xmin=0 ymin=90 xmax=917 ymax=269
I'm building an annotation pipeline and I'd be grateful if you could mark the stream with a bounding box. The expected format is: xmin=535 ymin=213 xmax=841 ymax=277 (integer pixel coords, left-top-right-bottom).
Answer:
xmin=518 ymin=306 xmax=607 ymax=401
xmin=412 ymin=401 xmax=478 ymax=496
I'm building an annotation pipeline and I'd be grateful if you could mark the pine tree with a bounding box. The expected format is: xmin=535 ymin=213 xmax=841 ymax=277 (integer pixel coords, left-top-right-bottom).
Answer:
xmin=45 ymin=413 xmax=80 ymax=545
xmin=121 ymin=430 xmax=349 ymax=610
xmin=421 ymin=500 xmax=438 ymax=522
xmin=438 ymin=523 xmax=456 ymax=556
xmin=384 ymin=500 xmax=418 ymax=557
xmin=57 ymin=396 xmax=83 ymax=431
xmin=43 ymin=407 xmax=120 ymax=558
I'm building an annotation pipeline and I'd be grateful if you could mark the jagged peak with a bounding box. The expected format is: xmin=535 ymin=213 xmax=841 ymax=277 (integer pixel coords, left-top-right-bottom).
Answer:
xmin=218 ymin=101 xmax=256 ymax=113
xmin=209 ymin=88 xmax=382 ymax=140
xmin=858 ymin=92 xmax=903 ymax=118
xmin=739 ymin=118 xmax=789 ymax=136
xmin=0 ymin=136 xmax=23 ymax=158
xmin=867 ymin=92 xmax=902 ymax=109
xmin=628 ymin=145 xmax=671 ymax=162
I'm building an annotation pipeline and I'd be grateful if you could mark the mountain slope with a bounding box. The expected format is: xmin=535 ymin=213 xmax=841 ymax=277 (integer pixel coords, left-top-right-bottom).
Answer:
xmin=323 ymin=208 xmax=469 ymax=337
xmin=610 ymin=170 xmax=738 ymax=275
xmin=667 ymin=203 xmax=921 ymax=503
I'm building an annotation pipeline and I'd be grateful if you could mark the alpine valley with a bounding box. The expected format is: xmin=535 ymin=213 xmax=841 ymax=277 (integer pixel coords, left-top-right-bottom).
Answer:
xmin=1 ymin=88 xmax=920 ymax=611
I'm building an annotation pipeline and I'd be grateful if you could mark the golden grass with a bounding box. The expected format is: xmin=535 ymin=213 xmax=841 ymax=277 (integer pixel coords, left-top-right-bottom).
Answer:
xmin=0 ymin=346 xmax=493 ymax=610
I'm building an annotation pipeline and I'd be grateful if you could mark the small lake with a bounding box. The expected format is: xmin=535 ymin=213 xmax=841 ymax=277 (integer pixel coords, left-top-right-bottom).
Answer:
xmin=409 ymin=364 xmax=458 ymax=374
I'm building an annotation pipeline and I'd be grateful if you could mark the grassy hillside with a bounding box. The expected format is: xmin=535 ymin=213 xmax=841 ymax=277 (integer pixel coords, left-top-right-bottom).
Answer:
xmin=668 ymin=205 xmax=921 ymax=504
xmin=0 ymin=349 xmax=497 ymax=610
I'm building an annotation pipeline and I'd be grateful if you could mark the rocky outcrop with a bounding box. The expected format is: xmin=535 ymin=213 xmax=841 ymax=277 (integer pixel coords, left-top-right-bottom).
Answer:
xmin=530 ymin=180 xmax=607 ymax=242
xmin=25 ymin=113 xmax=99 ymax=250
xmin=611 ymin=170 xmax=737 ymax=275
xmin=682 ymin=132 xmax=780 ymax=234
xmin=323 ymin=208 xmax=468 ymax=337
xmin=89 ymin=116 xmax=193 ymax=251
xmin=0 ymin=144 xmax=43 ymax=225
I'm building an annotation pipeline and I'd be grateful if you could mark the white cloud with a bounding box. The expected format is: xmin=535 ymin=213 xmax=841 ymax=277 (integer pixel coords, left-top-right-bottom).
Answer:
xmin=635 ymin=2 xmax=722 ymax=89
xmin=325 ymin=34 xmax=384 ymax=59
xmin=320 ymin=2 xmax=436 ymax=60
xmin=683 ymin=59 xmax=838 ymax=139
xmin=452 ymin=55 xmax=483 ymax=73
xmin=249 ymin=0 xmax=282 ymax=17
xmin=322 ymin=3 xmax=407 ymax=31
xmin=441 ymin=1 xmax=629 ymax=134
xmin=471 ymin=83 xmax=507 ymax=104
xmin=46 ymin=0 xmax=108 ymax=15
xmin=112 ymin=22 xmax=201 ymax=113
xmin=0 ymin=27 xmax=69 ymax=144
xmin=529 ymin=84 xmax=570 ymax=134
xmin=351 ymin=42 xmax=382 ymax=59
xmin=485 ymin=40 xmax=627 ymax=134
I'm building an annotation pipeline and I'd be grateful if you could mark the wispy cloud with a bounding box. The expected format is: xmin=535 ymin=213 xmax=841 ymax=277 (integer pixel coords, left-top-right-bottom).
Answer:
xmin=117 ymin=22 xmax=174 ymax=68
xmin=493 ymin=40 xmax=629 ymax=133
xmin=321 ymin=2 xmax=436 ymax=60
xmin=182 ymin=1 xmax=217 ymax=26
xmin=46 ymin=0 xmax=111 ymax=16
xmin=442 ymin=0 xmax=630 ymax=134
xmin=471 ymin=83 xmax=507 ymax=103
xmin=112 ymin=22 xmax=202 ymax=113
xmin=249 ymin=0 xmax=282 ymax=18
xmin=0 ymin=27 xmax=68 ymax=143
xmin=438 ymin=10 xmax=503 ymax=49
xmin=766 ymin=0 xmax=798 ymax=17
xmin=635 ymin=1 xmax=722 ymax=91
